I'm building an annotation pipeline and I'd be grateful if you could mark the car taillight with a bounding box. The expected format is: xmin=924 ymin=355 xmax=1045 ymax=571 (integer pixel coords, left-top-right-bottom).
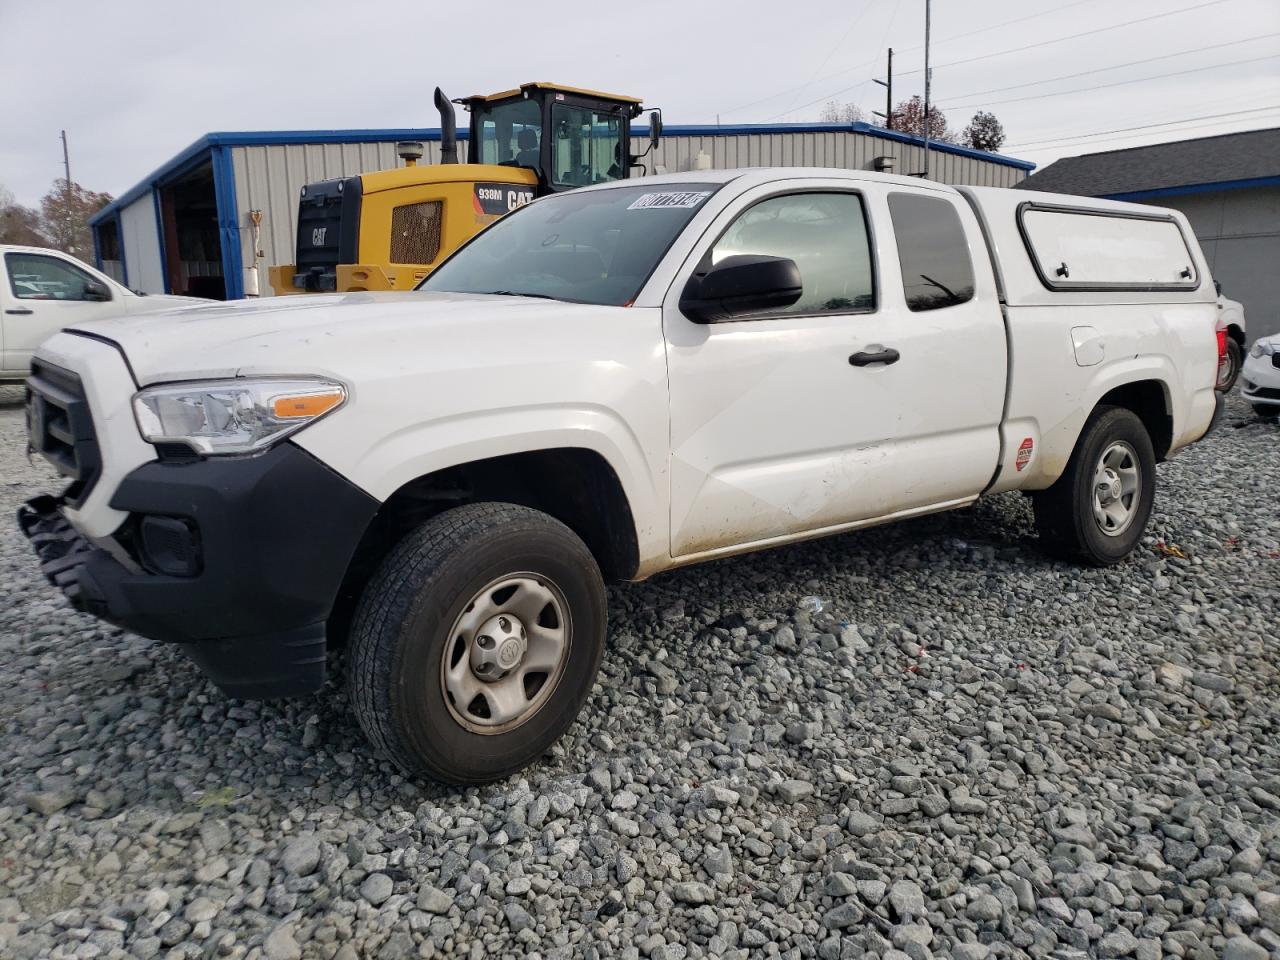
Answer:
xmin=1216 ymin=329 xmax=1227 ymax=360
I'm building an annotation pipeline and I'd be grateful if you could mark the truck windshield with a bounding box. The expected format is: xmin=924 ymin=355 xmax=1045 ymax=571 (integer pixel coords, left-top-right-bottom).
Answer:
xmin=419 ymin=183 xmax=720 ymax=306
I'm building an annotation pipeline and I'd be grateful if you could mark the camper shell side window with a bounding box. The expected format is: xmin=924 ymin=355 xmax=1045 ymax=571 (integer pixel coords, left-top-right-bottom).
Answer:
xmin=1017 ymin=201 xmax=1200 ymax=293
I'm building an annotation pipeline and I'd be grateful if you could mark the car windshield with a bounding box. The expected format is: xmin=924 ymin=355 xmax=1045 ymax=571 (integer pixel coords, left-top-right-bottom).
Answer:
xmin=418 ymin=183 xmax=721 ymax=306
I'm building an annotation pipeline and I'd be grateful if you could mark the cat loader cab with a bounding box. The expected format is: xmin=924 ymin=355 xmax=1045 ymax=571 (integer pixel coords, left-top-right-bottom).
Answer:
xmin=268 ymin=83 xmax=660 ymax=295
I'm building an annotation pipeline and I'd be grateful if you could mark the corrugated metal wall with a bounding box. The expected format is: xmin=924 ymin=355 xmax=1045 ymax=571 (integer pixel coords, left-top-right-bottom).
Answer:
xmin=231 ymin=140 xmax=469 ymax=294
xmin=118 ymin=193 xmax=165 ymax=294
xmin=1157 ymin=185 xmax=1280 ymax=341
xmin=641 ymin=132 xmax=1025 ymax=189
xmin=232 ymin=133 xmax=1026 ymax=296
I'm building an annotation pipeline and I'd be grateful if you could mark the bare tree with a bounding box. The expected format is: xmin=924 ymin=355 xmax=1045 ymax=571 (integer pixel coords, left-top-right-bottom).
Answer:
xmin=961 ymin=111 xmax=1006 ymax=152
xmin=889 ymin=96 xmax=952 ymax=143
xmin=40 ymin=179 xmax=112 ymax=258
xmin=819 ymin=101 xmax=867 ymax=124
xmin=0 ymin=184 xmax=50 ymax=247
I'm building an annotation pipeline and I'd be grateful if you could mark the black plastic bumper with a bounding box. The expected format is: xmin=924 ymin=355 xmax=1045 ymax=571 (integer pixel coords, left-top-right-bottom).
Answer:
xmin=18 ymin=442 xmax=378 ymax=699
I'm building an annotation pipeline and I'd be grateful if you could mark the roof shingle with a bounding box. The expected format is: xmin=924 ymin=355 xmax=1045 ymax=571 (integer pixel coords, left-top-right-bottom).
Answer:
xmin=1014 ymin=127 xmax=1280 ymax=197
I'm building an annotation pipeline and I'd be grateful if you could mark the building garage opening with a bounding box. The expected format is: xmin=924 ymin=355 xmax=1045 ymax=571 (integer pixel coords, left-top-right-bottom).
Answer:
xmin=96 ymin=220 xmax=123 ymax=283
xmin=159 ymin=162 xmax=225 ymax=299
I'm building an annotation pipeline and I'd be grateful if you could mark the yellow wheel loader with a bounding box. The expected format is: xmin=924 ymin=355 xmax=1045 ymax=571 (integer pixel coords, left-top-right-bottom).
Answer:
xmin=268 ymin=83 xmax=661 ymax=295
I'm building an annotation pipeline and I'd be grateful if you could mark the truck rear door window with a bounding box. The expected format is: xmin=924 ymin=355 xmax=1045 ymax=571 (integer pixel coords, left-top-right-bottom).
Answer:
xmin=1018 ymin=203 xmax=1198 ymax=291
xmin=888 ymin=193 xmax=975 ymax=311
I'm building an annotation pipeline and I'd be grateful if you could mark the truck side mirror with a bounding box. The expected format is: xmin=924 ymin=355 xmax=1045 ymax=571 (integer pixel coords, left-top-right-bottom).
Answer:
xmin=83 ymin=279 xmax=111 ymax=302
xmin=680 ymin=254 xmax=802 ymax=323
xmin=649 ymin=110 xmax=662 ymax=149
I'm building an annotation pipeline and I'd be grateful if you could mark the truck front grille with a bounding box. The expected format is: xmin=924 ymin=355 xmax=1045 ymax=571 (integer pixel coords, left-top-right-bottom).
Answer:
xmin=26 ymin=360 xmax=102 ymax=507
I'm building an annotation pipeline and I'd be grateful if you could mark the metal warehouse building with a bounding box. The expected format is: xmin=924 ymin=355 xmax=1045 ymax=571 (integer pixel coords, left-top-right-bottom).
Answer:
xmin=1018 ymin=128 xmax=1280 ymax=340
xmin=89 ymin=122 xmax=1033 ymax=300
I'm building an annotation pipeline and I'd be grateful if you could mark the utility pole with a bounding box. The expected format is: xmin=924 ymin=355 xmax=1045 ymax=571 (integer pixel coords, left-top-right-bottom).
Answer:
xmin=872 ymin=48 xmax=894 ymax=130
xmin=923 ymin=0 xmax=932 ymax=179
xmin=60 ymin=130 xmax=74 ymax=252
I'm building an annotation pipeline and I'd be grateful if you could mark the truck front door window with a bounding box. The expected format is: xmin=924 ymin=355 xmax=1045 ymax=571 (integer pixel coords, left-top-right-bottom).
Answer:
xmin=5 ymin=253 xmax=106 ymax=301
xmin=887 ymin=193 xmax=975 ymax=311
xmin=708 ymin=192 xmax=875 ymax=318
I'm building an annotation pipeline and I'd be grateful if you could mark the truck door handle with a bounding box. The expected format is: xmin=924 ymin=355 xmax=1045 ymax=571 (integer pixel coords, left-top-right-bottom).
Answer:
xmin=849 ymin=347 xmax=900 ymax=367
xmin=5 ymin=308 xmax=33 ymax=315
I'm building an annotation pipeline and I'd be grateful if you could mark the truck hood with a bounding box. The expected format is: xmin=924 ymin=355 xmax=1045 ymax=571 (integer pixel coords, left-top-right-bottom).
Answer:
xmin=65 ymin=291 xmax=612 ymax=385
xmin=121 ymin=292 xmax=209 ymax=316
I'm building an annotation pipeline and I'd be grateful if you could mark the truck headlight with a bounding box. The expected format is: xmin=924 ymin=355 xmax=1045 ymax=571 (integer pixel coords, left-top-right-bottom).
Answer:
xmin=133 ymin=378 xmax=346 ymax=455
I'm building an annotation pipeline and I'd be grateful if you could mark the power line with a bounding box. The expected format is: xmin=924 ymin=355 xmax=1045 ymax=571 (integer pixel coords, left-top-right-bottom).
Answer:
xmin=1005 ymin=105 xmax=1280 ymax=150
xmin=944 ymin=53 xmax=1280 ymax=110
xmin=720 ymin=0 xmax=1245 ymax=124
xmin=778 ymin=0 xmax=879 ymax=119
xmin=896 ymin=0 xmax=1102 ymax=52
xmin=939 ymin=33 xmax=1279 ymax=104
xmin=727 ymin=0 xmax=1116 ymax=117
xmin=757 ymin=0 xmax=1241 ymax=123
xmin=717 ymin=54 xmax=884 ymax=118
xmin=896 ymin=0 xmax=1232 ymax=76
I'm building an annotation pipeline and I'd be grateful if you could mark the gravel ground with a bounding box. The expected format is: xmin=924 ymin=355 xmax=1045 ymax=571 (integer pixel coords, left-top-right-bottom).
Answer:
xmin=0 ymin=388 xmax=1277 ymax=960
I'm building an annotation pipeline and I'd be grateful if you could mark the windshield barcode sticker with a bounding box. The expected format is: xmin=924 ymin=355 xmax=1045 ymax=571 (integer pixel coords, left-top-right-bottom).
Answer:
xmin=627 ymin=191 xmax=713 ymax=210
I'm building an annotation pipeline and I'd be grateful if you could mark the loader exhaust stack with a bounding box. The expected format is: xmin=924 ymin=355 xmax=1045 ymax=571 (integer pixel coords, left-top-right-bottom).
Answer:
xmin=435 ymin=87 xmax=458 ymax=164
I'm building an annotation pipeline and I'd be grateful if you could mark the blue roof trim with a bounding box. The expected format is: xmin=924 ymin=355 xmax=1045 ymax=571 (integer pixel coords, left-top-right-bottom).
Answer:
xmin=93 ymin=119 xmax=1034 ymax=229
xmin=850 ymin=121 xmax=1035 ymax=171
xmin=91 ymin=133 xmax=219 ymax=227
xmin=1103 ymin=175 xmax=1280 ymax=202
xmin=634 ymin=120 xmax=1035 ymax=171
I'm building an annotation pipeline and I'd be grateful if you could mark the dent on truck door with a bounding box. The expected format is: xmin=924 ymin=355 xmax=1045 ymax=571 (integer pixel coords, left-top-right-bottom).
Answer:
xmin=663 ymin=186 xmax=1007 ymax=559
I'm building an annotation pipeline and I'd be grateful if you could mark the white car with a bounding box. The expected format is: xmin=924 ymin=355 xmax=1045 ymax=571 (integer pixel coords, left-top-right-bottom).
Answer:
xmin=18 ymin=169 xmax=1223 ymax=783
xmin=0 ymin=245 xmax=204 ymax=384
xmin=1242 ymin=334 xmax=1280 ymax=418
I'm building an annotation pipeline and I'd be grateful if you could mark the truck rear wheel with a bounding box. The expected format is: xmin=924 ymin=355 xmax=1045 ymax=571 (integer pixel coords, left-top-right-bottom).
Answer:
xmin=347 ymin=502 xmax=607 ymax=784
xmin=1033 ymin=406 xmax=1156 ymax=566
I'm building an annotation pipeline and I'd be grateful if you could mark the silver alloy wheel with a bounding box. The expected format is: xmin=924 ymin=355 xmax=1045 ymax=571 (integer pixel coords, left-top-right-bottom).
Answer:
xmin=1092 ymin=440 xmax=1141 ymax=537
xmin=440 ymin=574 xmax=571 ymax=734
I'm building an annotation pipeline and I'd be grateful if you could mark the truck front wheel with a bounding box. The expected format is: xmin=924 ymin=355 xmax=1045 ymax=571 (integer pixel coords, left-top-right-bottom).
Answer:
xmin=1033 ymin=406 xmax=1156 ymax=566
xmin=347 ymin=502 xmax=607 ymax=784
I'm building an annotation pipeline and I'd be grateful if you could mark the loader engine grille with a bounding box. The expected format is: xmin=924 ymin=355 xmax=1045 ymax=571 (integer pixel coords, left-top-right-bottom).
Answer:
xmin=292 ymin=176 xmax=362 ymax=292
xmin=390 ymin=201 xmax=443 ymax=265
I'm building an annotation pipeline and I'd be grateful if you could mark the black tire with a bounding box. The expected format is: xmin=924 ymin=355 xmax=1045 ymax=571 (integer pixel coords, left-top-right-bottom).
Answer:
xmin=1254 ymin=404 xmax=1280 ymax=421
xmin=1032 ymin=406 xmax=1156 ymax=567
xmin=347 ymin=502 xmax=606 ymax=784
xmin=1217 ymin=338 xmax=1242 ymax=392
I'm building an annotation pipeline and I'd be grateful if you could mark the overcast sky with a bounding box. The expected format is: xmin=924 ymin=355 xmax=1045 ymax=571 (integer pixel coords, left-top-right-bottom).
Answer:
xmin=2 ymin=0 xmax=1278 ymax=206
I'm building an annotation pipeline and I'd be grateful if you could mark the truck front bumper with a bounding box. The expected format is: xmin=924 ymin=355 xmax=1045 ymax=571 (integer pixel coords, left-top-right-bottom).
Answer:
xmin=19 ymin=442 xmax=378 ymax=699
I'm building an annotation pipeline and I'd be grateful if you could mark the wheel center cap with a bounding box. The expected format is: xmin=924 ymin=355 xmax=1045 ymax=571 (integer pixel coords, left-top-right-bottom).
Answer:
xmin=498 ymin=637 xmax=522 ymax=668
xmin=471 ymin=613 xmax=527 ymax=681
xmin=1098 ymin=470 xmax=1122 ymax=504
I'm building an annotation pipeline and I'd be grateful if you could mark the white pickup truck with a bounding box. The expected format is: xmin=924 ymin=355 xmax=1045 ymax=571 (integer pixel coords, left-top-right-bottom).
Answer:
xmin=0 ymin=244 xmax=201 ymax=384
xmin=19 ymin=168 xmax=1224 ymax=783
